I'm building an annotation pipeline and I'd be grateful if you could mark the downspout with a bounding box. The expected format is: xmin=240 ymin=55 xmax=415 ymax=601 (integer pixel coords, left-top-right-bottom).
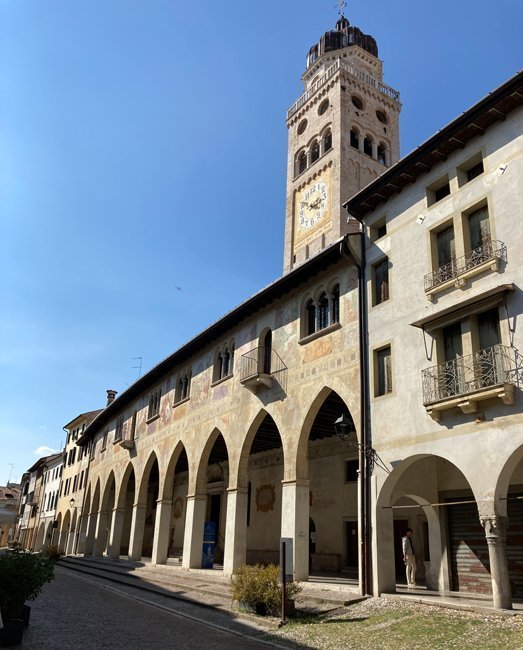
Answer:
xmin=341 ymin=232 xmax=371 ymax=596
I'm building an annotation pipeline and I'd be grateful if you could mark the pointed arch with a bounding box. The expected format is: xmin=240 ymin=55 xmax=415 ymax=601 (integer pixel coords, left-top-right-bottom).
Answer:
xmin=162 ymin=441 xmax=189 ymax=500
xmin=195 ymin=428 xmax=231 ymax=494
xmin=136 ymin=451 xmax=160 ymax=505
xmin=116 ymin=462 xmax=137 ymax=509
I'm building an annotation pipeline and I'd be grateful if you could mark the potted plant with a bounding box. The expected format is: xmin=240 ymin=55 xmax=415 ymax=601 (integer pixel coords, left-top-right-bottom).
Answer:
xmin=231 ymin=564 xmax=302 ymax=617
xmin=0 ymin=549 xmax=54 ymax=645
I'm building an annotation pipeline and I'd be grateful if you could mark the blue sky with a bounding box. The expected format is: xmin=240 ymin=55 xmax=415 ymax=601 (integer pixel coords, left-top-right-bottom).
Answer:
xmin=1 ymin=0 xmax=522 ymax=484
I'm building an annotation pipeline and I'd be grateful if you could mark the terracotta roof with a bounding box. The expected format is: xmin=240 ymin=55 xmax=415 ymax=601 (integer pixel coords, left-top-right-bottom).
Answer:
xmin=344 ymin=71 xmax=523 ymax=220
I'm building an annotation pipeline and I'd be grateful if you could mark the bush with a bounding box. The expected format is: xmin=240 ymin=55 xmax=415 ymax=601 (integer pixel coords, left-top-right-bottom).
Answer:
xmin=0 ymin=550 xmax=55 ymax=621
xmin=43 ymin=545 xmax=61 ymax=562
xmin=231 ymin=564 xmax=302 ymax=616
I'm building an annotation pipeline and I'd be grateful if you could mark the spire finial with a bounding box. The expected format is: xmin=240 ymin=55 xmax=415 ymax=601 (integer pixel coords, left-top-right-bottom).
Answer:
xmin=335 ymin=0 xmax=347 ymax=17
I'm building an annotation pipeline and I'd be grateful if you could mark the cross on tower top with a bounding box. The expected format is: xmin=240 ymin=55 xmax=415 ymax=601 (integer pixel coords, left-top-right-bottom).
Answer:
xmin=335 ymin=0 xmax=347 ymax=17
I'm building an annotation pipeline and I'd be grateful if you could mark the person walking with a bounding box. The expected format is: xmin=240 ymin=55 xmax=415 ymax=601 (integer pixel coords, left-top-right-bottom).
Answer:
xmin=402 ymin=527 xmax=416 ymax=588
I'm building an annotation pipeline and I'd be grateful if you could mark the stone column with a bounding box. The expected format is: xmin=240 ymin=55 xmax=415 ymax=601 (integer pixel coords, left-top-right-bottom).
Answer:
xmin=371 ymin=142 xmax=378 ymax=160
xmin=385 ymin=149 xmax=391 ymax=167
xmin=84 ymin=512 xmax=97 ymax=556
xmin=480 ymin=515 xmax=512 ymax=609
xmin=358 ymin=136 xmax=365 ymax=154
xmin=107 ymin=507 xmax=126 ymax=560
xmin=151 ymin=499 xmax=173 ymax=565
xmin=93 ymin=510 xmax=108 ymax=556
xmin=223 ymin=487 xmax=248 ymax=576
xmin=281 ymin=479 xmax=309 ymax=581
xmin=182 ymin=494 xmax=207 ymax=569
xmin=128 ymin=504 xmax=147 ymax=561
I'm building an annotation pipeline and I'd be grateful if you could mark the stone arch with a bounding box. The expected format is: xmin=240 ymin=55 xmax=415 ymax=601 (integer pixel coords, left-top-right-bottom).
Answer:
xmin=161 ymin=441 xmax=189 ymax=500
xmin=34 ymin=521 xmax=46 ymax=552
xmin=195 ymin=428 xmax=231 ymax=495
xmin=52 ymin=512 xmax=62 ymax=547
xmin=116 ymin=462 xmax=137 ymax=509
xmin=136 ymin=451 xmax=160 ymax=506
xmin=101 ymin=470 xmax=117 ymax=511
xmin=295 ymin=384 xmax=359 ymax=481
xmin=375 ymin=454 xmax=485 ymax=597
xmin=494 ymin=445 xmax=523 ymax=513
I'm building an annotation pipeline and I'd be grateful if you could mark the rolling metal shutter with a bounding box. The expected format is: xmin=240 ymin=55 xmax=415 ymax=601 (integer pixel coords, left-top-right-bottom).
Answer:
xmin=507 ymin=495 xmax=523 ymax=598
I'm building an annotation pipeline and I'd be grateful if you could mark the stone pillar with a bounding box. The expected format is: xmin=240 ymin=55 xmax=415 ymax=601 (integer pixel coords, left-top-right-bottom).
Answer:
xmin=358 ymin=136 xmax=365 ymax=154
xmin=385 ymin=149 xmax=391 ymax=167
xmin=84 ymin=512 xmax=97 ymax=556
xmin=223 ymin=487 xmax=248 ymax=576
xmin=182 ymin=494 xmax=207 ymax=569
xmin=151 ymin=499 xmax=173 ymax=565
xmin=128 ymin=504 xmax=147 ymax=561
xmin=281 ymin=479 xmax=309 ymax=581
xmin=107 ymin=507 xmax=126 ymax=560
xmin=93 ymin=510 xmax=108 ymax=556
xmin=371 ymin=142 xmax=378 ymax=160
xmin=306 ymin=150 xmax=312 ymax=168
xmin=480 ymin=516 xmax=512 ymax=610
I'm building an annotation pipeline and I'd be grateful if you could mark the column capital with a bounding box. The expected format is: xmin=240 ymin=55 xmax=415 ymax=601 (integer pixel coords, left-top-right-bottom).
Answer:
xmin=281 ymin=478 xmax=309 ymax=488
xmin=186 ymin=493 xmax=207 ymax=502
xmin=480 ymin=515 xmax=508 ymax=545
xmin=156 ymin=498 xmax=173 ymax=507
xmin=227 ymin=487 xmax=248 ymax=495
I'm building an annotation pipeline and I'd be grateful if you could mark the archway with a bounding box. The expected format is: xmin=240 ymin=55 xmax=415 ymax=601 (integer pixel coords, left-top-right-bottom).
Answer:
xmin=241 ymin=412 xmax=284 ymax=566
xmin=118 ymin=465 xmax=135 ymax=557
xmin=59 ymin=510 xmax=71 ymax=554
xmin=94 ymin=473 xmax=116 ymax=556
xmin=77 ymin=485 xmax=91 ymax=554
xmin=375 ymin=455 xmax=486 ymax=597
xmin=140 ymin=456 xmax=160 ymax=558
xmin=52 ymin=512 xmax=62 ymax=547
xmin=34 ymin=522 xmax=46 ymax=552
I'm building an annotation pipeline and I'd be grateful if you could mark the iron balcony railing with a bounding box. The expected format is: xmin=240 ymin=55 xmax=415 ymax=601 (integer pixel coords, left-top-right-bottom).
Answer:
xmin=287 ymin=58 xmax=400 ymax=119
xmin=424 ymin=238 xmax=507 ymax=292
xmin=240 ymin=346 xmax=287 ymax=383
xmin=421 ymin=344 xmax=522 ymax=405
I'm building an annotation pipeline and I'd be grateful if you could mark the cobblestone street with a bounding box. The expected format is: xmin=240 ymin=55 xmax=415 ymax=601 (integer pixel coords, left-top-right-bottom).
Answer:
xmin=20 ymin=568 xmax=281 ymax=649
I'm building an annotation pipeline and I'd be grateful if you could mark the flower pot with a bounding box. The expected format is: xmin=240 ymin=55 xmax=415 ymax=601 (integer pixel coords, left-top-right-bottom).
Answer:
xmin=0 ymin=618 xmax=24 ymax=647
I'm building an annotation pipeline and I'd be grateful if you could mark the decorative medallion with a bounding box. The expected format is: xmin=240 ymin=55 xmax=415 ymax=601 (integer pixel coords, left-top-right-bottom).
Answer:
xmin=256 ymin=484 xmax=276 ymax=512
xmin=173 ymin=496 xmax=184 ymax=519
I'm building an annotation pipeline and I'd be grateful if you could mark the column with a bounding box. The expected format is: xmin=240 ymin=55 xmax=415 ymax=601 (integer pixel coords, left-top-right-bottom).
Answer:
xmin=182 ymin=494 xmax=207 ymax=569
xmin=107 ymin=507 xmax=126 ymax=560
xmin=93 ymin=510 xmax=108 ymax=556
xmin=151 ymin=499 xmax=173 ymax=565
xmin=358 ymin=136 xmax=364 ymax=154
xmin=281 ymin=479 xmax=309 ymax=581
xmin=128 ymin=503 xmax=147 ymax=561
xmin=384 ymin=149 xmax=391 ymax=167
xmin=371 ymin=142 xmax=378 ymax=160
xmin=84 ymin=512 xmax=97 ymax=556
xmin=223 ymin=487 xmax=248 ymax=576
xmin=480 ymin=516 xmax=512 ymax=610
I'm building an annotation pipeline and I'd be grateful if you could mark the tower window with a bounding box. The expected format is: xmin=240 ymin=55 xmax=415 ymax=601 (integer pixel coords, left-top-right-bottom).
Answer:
xmin=297 ymin=119 xmax=308 ymax=135
xmin=323 ymin=129 xmax=332 ymax=153
xmin=310 ymin=140 xmax=320 ymax=163
xmin=350 ymin=128 xmax=359 ymax=149
xmin=364 ymin=136 xmax=373 ymax=157
xmin=318 ymin=98 xmax=329 ymax=115
xmin=352 ymin=95 xmax=364 ymax=110
xmin=377 ymin=143 xmax=387 ymax=166
xmin=297 ymin=151 xmax=307 ymax=176
xmin=376 ymin=110 xmax=388 ymax=124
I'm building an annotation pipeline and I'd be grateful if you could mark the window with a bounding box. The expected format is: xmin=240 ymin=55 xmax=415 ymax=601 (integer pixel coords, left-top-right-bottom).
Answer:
xmin=297 ymin=150 xmax=307 ymax=176
xmin=175 ymin=370 xmax=191 ymax=403
xmin=467 ymin=161 xmax=484 ymax=182
xmin=72 ymin=475 xmax=78 ymax=492
xmin=130 ymin=410 xmax=137 ymax=441
xmin=322 ymin=129 xmax=332 ymax=153
xmin=351 ymin=95 xmax=363 ymax=110
xmin=436 ymin=225 xmax=455 ymax=268
xmin=350 ymin=128 xmax=359 ymax=149
xmin=345 ymin=459 xmax=359 ymax=482
xmin=297 ymin=119 xmax=308 ymax=135
xmin=377 ymin=143 xmax=387 ymax=166
xmin=468 ymin=206 xmax=490 ymax=252
xmin=318 ymin=98 xmax=329 ymax=115
xmin=376 ymin=109 xmax=387 ymax=124
xmin=101 ymin=431 xmax=108 ymax=452
xmin=373 ymin=258 xmax=389 ymax=305
xmin=302 ymin=284 xmax=341 ymax=338
xmin=214 ymin=341 xmax=235 ymax=382
xmin=375 ymin=346 xmax=392 ymax=396
xmin=457 ymin=153 xmax=484 ymax=186
xmin=310 ymin=140 xmax=320 ymax=163
xmin=114 ymin=415 xmax=124 ymax=441
xmin=427 ymin=175 xmax=450 ymax=206
xmin=363 ymin=135 xmax=373 ymax=157
xmin=262 ymin=329 xmax=272 ymax=374
xmin=148 ymin=388 xmax=162 ymax=420
xmin=370 ymin=217 xmax=387 ymax=242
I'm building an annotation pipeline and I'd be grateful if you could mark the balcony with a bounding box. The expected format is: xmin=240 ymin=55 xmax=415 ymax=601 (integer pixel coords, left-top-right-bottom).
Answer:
xmin=424 ymin=239 xmax=507 ymax=301
xmin=421 ymin=344 xmax=522 ymax=420
xmin=240 ymin=346 xmax=287 ymax=392
xmin=287 ymin=59 xmax=400 ymax=120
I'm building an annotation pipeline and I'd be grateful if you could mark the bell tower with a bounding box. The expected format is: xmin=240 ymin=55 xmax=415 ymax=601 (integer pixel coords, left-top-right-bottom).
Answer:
xmin=283 ymin=12 xmax=401 ymax=272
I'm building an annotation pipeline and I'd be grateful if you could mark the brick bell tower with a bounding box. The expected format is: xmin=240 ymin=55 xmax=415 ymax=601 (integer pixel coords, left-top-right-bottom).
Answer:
xmin=283 ymin=11 xmax=401 ymax=272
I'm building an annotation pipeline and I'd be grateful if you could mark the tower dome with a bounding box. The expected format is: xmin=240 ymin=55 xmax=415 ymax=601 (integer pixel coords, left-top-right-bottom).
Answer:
xmin=306 ymin=16 xmax=378 ymax=69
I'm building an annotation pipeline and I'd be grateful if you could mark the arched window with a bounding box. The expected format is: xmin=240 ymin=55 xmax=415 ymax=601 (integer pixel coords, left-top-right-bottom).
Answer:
xmin=297 ymin=150 xmax=307 ymax=175
xmin=310 ymin=140 xmax=320 ymax=163
xmin=223 ymin=347 xmax=230 ymax=377
xmin=378 ymin=143 xmax=387 ymax=165
xmin=217 ymin=352 xmax=223 ymax=380
xmin=364 ymin=135 xmax=373 ymax=157
xmin=323 ymin=129 xmax=332 ymax=153
xmin=331 ymin=284 xmax=340 ymax=324
xmin=318 ymin=292 xmax=329 ymax=330
xmin=262 ymin=330 xmax=272 ymax=374
xmin=350 ymin=128 xmax=359 ymax=149
xmin=306 ymin=299 xmax=316 ymax=336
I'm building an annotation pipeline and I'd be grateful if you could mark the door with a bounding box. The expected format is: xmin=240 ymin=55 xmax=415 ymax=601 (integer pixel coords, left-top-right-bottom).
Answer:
xmin=477 ymin=309 xmax=502 ymax=385
xmin=442 ymin=323 xmax=463 ymax=397
xmin=345 ymin=521 xmax=358 ymax=569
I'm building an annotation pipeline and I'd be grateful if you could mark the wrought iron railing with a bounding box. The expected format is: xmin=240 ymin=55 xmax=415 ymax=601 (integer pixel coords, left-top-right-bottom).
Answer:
xmin=421 ymin=344 xmax=522 ymax=405
xmin=240 ymin=346 xmax=287 ymax=382
xmin=424 ymin=239 xmax=506 ymax=292
xmin=287 ymin=59 xmax=400 ymax=119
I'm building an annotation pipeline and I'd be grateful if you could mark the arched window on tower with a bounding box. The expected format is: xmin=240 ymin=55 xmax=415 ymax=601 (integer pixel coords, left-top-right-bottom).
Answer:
xmin=377 ymin=143 xmax=387 ymax=166
xmin=297 ymin=150 xmax=307 ymax=176
xmin=350 ymin=128 xmax=359 ymax=150
xmin=310 ymin=140 xmax=320 ymax=163
xmin=364 ymin=135 xmax=373 ymax=157
xmin=323 ymin=129 xmax=332 ymax=153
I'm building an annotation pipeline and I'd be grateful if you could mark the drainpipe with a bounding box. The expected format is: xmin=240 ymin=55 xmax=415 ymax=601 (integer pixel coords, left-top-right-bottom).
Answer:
xmin=341 ymin=229 xmax=371 ymax=596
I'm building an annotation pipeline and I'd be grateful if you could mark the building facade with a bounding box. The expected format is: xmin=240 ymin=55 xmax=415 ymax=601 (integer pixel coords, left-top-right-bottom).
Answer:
xmin=32 ymin=453 xmax=63 ymax=552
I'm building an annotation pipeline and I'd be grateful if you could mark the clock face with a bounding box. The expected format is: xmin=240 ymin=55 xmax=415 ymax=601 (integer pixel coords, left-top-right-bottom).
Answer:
xmin=298 ymin=181 xmax=328 ymax=229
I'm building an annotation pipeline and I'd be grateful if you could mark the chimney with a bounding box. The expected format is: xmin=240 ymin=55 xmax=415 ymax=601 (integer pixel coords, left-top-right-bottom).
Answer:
xmin=106 ymin=389 xmax=117 ymax=406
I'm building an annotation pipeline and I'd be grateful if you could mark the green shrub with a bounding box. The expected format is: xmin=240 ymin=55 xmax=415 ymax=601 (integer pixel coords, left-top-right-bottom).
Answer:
xmin=231 ymin=564 xmax=302 ymax=616
xmin=43 ymin=545 xmax=61 ymax=562
xmin=0 ymin=550 xmax=55 ymax=620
